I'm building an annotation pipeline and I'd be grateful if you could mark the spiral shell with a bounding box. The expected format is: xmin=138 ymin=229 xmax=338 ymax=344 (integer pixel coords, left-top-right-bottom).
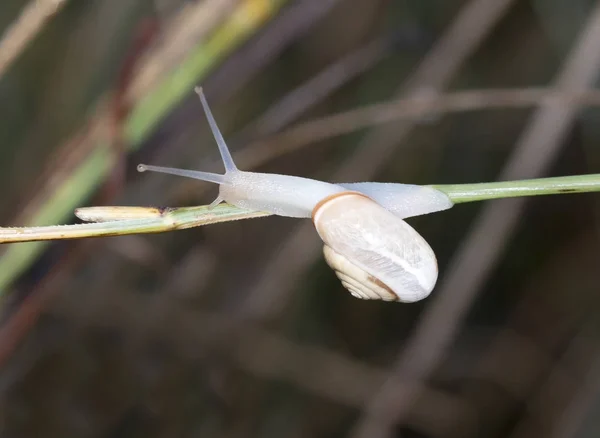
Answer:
xmin=322 ymin=245 xmax=398 ymax=300
xmin=312 ymin=192 xmax=438 ymax=303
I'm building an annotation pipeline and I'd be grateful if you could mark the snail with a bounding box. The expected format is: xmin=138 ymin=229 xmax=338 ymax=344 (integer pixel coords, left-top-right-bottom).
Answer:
xmin=137 ymin=87 xmax=454 ymax=302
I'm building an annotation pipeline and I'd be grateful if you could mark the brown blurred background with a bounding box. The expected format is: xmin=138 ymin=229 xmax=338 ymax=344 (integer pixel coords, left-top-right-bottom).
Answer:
xmin=0 ymin=0 xmax=600 ymax=437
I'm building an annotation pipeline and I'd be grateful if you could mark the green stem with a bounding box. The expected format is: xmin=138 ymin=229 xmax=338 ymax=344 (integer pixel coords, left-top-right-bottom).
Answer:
xmin=432 ymin=173 xmax=600 ymax=204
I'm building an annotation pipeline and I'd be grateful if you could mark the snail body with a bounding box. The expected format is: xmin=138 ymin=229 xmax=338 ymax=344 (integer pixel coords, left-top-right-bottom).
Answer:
xmin=138 ymin=87 xmax=453 ymax=302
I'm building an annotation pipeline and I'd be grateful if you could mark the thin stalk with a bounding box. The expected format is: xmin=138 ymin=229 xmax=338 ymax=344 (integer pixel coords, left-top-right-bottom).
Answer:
xmin=1 ymin=173 xmax=599 ymax=245
xmin=0 ymin=204 xmax=268 ymax=244
xmin=432 ymin=173 xmax=600 ymax=203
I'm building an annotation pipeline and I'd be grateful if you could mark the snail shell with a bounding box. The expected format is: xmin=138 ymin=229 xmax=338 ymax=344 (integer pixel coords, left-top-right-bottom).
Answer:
xmin=312 ymin=192 xmax=438 ymax=302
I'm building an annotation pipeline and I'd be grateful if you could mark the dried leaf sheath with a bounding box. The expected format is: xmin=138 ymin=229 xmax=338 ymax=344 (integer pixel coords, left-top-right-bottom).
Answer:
xmin=0 ymin=205 xmax=269 ymax=244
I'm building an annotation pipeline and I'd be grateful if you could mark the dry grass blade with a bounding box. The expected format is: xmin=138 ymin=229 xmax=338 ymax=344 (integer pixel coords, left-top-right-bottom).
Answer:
xmin=0 ymin=0 xmax=68 ymax=78
xmin=0 ymin=205 xmax=268 ymax=244
xmin=250 ymin=88 xmax=600 ymax=157
xmin=127 ymin=0 xmax=239 ymax=101
xmin=251 ymin=35 xmax=393 ymax=136
xmin=203 ymin=0 xmax=344 ymax=103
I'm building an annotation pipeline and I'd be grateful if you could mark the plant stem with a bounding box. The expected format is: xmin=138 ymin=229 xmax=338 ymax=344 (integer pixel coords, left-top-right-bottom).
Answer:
xmin=432 ymin=173 xmax=600 ymax=204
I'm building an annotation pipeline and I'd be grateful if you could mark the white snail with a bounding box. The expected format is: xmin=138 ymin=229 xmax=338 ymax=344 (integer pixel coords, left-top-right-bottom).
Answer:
xmin=137 ymin=88 xmax=454 ymax=302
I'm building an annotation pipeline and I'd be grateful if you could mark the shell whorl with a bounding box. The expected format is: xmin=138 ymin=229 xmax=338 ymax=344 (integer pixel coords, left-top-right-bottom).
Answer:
xmin=312 ymin=192 xmax=438 ymax=303
xmin=322 ymin=245 xmax=398 ymax=301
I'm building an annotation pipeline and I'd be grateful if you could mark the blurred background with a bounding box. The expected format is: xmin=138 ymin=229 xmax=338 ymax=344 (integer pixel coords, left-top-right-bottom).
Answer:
xmin=0 ymin=0 xmax=600 ymax=436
